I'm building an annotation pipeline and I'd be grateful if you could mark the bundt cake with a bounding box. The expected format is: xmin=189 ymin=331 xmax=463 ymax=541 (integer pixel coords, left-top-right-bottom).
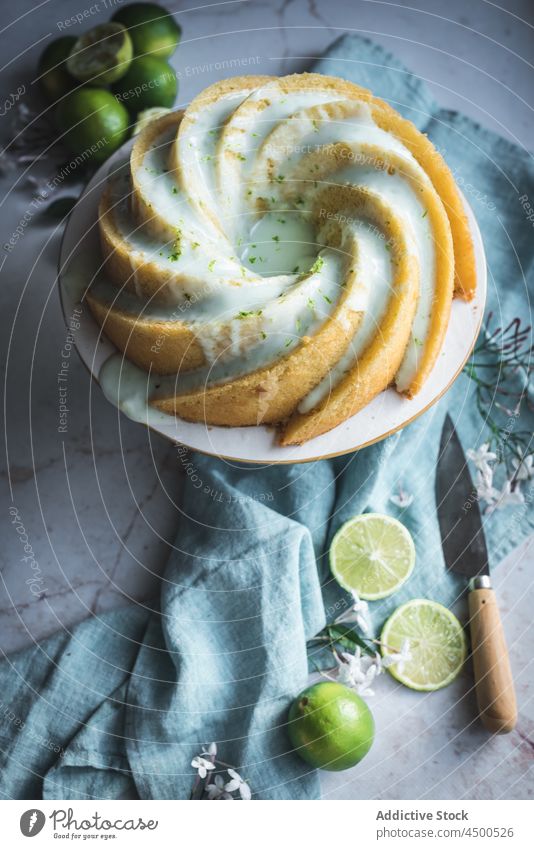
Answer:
xmin=87 ymin=73 xmax=476 ymax=445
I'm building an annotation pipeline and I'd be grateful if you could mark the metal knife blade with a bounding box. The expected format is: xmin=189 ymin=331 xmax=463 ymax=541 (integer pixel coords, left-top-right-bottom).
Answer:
xmin=436 ymin=413 xmax=489 ymax=579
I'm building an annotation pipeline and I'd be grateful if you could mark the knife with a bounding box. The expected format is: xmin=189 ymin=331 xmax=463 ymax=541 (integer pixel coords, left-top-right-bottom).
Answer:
xmin=436 ymin=413 xmax=517 ymax=733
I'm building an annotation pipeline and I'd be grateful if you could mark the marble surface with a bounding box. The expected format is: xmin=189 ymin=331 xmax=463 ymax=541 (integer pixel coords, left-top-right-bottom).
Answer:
xmin=1 ymin=0 xmax=533 ymax=800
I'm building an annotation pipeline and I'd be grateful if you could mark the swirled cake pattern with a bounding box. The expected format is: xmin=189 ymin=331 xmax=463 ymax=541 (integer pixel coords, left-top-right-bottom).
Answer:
xmin=87 ymin=73 xmax=476 ymax=445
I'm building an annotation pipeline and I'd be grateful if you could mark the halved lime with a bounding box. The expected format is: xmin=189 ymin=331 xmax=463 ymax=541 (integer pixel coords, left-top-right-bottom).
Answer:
xmin=381 ymin=599 xmax=467 ymax=691
xmin=67 ymin=23 xmax=133 ymax=86
xmin=330 ymin=513 xmax=415 ymax=600
xmin=112 ymin=2 xmax=182 ymax=59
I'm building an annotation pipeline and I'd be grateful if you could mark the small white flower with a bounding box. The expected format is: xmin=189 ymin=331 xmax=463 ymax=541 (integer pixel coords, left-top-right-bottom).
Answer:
xmin=201 ymin=742 xmax=217 ymax=758
xmin=389 ymin=488 xmax=414 ymax=509
xmin=225 ymin=768 xmax=252 ymax=800
xmin=485 ymin=480 xmax=524 ymax=514
xmin=476 ymin=458 xmax=495 ymax=488
xmin=382 ymin=638 xmax=412 ymax=674
xmin=191 ymin=756 xmax=216 ymax=779
xmin=356 ymin=663 xmax=378 ymax=698
xmin=335 ymin=592 xmax=371 ymax=634
xmin=336 ymin=648 xmax=379 ymax=697
xmin=467 ymin=443 xmax=498 ymax=470
xmin=337 ymin=648 xmax=366 ymax=687
xmin=371 ymin=651 xmax=383 ymax=675
xmin=206 ymin=774 xmax=233 ymax=800
xmin=475 ymin=469 xmax=500 ymax=505
xmin=512 ymin=454 xmax=534 ymax=481
xmin=468 ymin=444 xmax=498 ymax=494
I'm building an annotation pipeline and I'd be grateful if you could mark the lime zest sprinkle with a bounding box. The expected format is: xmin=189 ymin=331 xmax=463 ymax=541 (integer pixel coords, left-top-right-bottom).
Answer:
xmin=310 ymin=256 xmax=325 ymax=274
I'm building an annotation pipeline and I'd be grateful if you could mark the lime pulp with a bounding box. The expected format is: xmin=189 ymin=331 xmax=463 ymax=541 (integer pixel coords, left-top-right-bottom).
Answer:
xmin=67 ymin=23 xmax=133 ymax=85
xmin=330 ymin=513 xmax=416 ymax=600
xmin=381 ymin=599 xmax=467 ymax=691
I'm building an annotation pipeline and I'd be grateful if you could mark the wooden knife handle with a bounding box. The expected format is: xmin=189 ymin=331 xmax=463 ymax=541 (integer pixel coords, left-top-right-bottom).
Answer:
xmin=468 ymin=581 xmax=517 ymax=733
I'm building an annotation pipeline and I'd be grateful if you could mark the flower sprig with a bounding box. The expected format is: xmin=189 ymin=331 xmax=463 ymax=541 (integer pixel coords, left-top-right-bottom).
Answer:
xmin=190 ymin=743 xmax=251 ymax=800
xmin=328 ymin=640 xmax=411 ymax=697
xmin=466 ymin=442 xmax=531 ymax=512
xmin=463 ymin=313 xmax=533 ymax=475
xmin=307 ymin=592 xmax=411 ymax=697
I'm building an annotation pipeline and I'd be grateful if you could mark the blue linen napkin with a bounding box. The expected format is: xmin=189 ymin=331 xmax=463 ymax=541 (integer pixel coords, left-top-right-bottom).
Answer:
xmin=1 ymin=35 xmax=533 ymax=801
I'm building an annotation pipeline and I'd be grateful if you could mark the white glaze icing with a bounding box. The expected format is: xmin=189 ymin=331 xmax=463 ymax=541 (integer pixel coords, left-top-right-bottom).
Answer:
xmin=84 ymin=80 xmax=446 ymax=426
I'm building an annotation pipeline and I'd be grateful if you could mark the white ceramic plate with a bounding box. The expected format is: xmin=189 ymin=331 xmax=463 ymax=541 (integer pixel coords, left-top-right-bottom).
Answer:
xmin=58 ymin=143 xmax=487 ymax=464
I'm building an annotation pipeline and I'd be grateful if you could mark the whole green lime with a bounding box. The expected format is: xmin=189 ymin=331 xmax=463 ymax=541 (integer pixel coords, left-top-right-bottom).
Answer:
xmin=112 ymin=55 xmax=177 ymax=111
xmin=56 ymin=89 xmax=130 ymax=163
xmin=287 ymin=682 xmax=374 ymax=771
xmin=38 ymin=36 xmax=76 ymax=102
xmin=112 ymin=2 xmax=181 ymax=58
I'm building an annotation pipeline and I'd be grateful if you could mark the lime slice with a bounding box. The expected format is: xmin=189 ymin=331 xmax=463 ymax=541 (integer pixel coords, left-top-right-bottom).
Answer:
xmin=381 ymin=599 xmax=467 ymax=691
xmin=67 ymin=23 xmax=133 ymax=85
xmin=330 ymin=513 xmax=415 ymax=600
